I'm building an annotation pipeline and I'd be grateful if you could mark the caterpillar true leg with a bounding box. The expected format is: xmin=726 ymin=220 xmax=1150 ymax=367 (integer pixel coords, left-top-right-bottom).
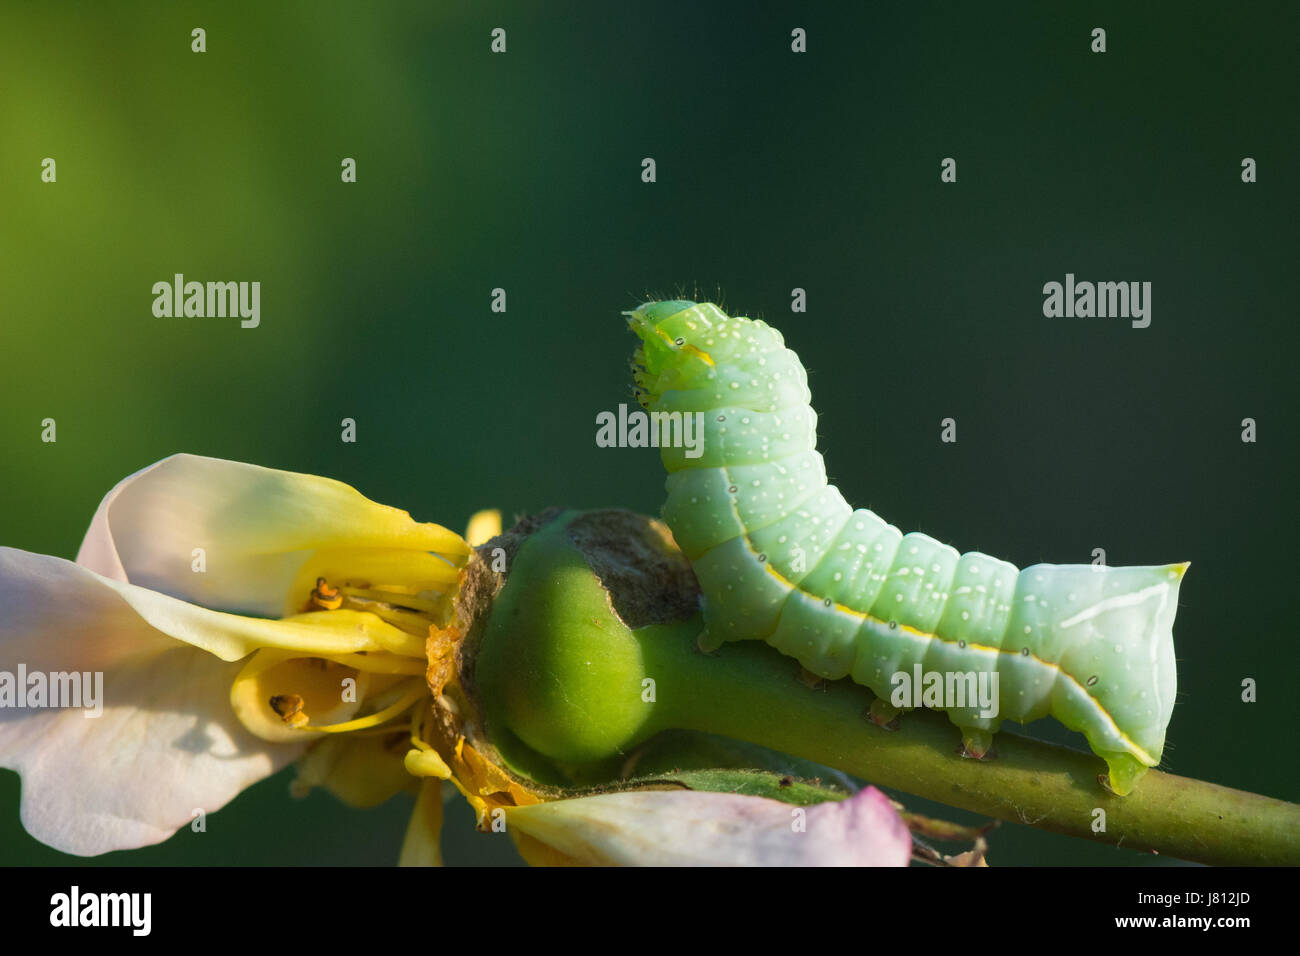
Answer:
xmin=627 ymin=300 xmax=1187 ymax=795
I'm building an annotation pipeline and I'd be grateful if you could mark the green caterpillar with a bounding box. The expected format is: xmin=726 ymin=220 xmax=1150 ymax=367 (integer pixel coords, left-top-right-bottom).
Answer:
xmin=627 ymin=299 xmax=1186 ymax=795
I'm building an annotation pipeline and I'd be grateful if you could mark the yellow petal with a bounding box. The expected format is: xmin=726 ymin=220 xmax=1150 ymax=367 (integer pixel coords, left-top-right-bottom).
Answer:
xmin=399 ymin=778 xmax=445 ymax=867
xmin=464 ymin=509 xmax=503 ymax=548
xmin=292 ymin=733 xmax=416 ymax=809
xmin=230 ymin=650 xmax=371 ymax=743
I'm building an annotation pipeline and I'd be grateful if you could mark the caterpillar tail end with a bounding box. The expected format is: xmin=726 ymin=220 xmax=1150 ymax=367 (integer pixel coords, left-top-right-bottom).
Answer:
xmin=1099 ymin=751 xmax=1150 ymax=796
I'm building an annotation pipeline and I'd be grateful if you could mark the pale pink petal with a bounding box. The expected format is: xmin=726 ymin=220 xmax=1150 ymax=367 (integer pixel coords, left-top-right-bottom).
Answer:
xmin=506 ymin=785 xmax=911 ymax=866
xmin=0 ymin=548 xmax=307 ymax=855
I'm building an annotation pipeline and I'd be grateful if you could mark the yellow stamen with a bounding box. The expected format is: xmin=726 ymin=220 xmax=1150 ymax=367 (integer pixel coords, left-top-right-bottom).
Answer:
xmin=316 ymin=589 xmax=437 ymax=646
xmin=337 ymin=585 xmax=444 ymax=614
xmin=315 ymin=652 xmax=426 ymax=676
xmin=303 ymin=683 xmax=427 ymax=735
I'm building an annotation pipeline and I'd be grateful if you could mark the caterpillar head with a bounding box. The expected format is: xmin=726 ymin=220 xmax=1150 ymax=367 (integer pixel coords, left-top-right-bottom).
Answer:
xmin=625 ymin=300 xmax=720 ymax=409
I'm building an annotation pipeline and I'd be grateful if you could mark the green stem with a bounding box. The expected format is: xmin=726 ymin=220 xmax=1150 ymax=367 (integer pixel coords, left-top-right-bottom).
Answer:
xmin=638 ymin=618 xmax=1300 ymax=866
xmin=472 ymin=510 xmax=1300 ymax=867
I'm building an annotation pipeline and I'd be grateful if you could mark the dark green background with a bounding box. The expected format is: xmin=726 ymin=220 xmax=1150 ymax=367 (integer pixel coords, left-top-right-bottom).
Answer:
xmin=1 ymin=1 xmax=1296 ymax=866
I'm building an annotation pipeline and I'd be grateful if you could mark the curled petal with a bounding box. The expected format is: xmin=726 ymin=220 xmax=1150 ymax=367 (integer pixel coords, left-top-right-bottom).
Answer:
xmin=76 ymin=453 xmax=469 ymax=616
xmin=505 ymin=785 xmax=911 ymax=867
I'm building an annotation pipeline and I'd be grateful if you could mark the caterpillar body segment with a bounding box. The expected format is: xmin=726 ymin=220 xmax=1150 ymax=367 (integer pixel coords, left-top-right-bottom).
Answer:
xmin=626 ymin=300 xmax=1186 ymax=795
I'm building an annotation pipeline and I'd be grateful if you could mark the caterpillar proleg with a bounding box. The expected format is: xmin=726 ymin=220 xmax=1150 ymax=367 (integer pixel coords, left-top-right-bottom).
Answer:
xmin=627 ymin=299 xmax=1186 ymax=795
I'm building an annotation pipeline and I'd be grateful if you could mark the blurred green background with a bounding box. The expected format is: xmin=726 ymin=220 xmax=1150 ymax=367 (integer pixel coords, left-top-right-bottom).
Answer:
xmin=2 ymin=1 xmax=1296 ymax=865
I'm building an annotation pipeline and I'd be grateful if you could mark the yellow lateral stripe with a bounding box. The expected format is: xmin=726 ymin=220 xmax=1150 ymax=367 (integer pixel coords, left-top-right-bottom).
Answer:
xmin=708 ymin=463 xmax=1154 ymax=767
xmin=757 ymin=558 xmax=1154 ymax=763
xmin=648 ymin=323 xmax=717 ymax=367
